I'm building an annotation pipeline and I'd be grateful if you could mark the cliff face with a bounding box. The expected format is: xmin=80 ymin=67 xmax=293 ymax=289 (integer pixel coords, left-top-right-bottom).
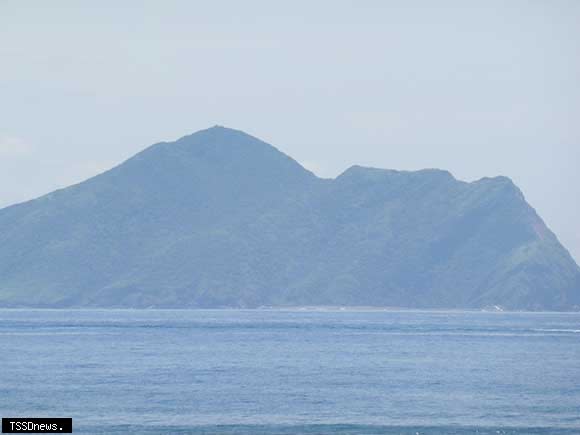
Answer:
xmin=0 ymin=126 xmax=578 ymax=309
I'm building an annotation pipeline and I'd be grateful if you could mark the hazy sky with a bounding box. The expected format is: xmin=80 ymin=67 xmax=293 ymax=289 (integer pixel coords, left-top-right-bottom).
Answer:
xmin=1 ymin=1 xmax=579 ymax=261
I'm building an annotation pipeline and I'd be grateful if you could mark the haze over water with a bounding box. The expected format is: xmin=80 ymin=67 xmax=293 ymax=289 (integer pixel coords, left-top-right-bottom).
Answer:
xmin=0 ymin=309 xmax=579 ymax=434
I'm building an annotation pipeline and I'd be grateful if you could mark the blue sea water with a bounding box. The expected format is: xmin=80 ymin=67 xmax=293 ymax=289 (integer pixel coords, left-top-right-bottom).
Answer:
xmin=0 ymin=309 xmax=579 ymax=434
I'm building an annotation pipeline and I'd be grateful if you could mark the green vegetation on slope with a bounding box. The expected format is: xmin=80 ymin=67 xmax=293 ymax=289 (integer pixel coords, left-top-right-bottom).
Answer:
xmin=0 ymin=126 xmax=578 ymax=309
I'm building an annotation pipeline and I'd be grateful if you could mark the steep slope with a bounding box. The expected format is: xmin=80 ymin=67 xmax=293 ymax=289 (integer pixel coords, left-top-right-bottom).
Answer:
xmin=0 ymin=126 xmax=578 ymax=309
xmin=0 ymin=126 xmax=317 ymax=307
xmin=283 ymin=167 xmax=579 ymax=310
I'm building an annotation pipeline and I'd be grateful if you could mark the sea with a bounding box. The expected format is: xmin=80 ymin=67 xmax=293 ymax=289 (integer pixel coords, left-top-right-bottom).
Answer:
xmin=0 ymin=309 xmax=579 ymax=434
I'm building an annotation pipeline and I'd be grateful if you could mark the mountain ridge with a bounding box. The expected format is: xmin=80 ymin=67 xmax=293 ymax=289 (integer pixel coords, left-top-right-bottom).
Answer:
xmin=0 ymin=126 xmax=578 ymax=310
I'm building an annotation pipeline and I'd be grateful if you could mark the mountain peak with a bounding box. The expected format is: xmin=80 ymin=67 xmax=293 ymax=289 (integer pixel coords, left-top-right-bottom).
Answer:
xmin=129 ymin=126 xmax=297 ymax=167
xmin=177 ymin=125 xmax=260 ymax=145
xmin=113 ymin=126 xmax=316 ymax=196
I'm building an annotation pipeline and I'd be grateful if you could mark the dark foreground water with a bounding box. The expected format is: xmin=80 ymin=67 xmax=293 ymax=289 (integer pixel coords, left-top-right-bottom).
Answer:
xmin=0 ymin=309 xmax=579 ymax=434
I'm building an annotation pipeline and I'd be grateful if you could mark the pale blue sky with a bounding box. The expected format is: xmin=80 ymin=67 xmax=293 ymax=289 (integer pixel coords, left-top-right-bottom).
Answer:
xmin=1 ymin=1 xmax=579 ymax=260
